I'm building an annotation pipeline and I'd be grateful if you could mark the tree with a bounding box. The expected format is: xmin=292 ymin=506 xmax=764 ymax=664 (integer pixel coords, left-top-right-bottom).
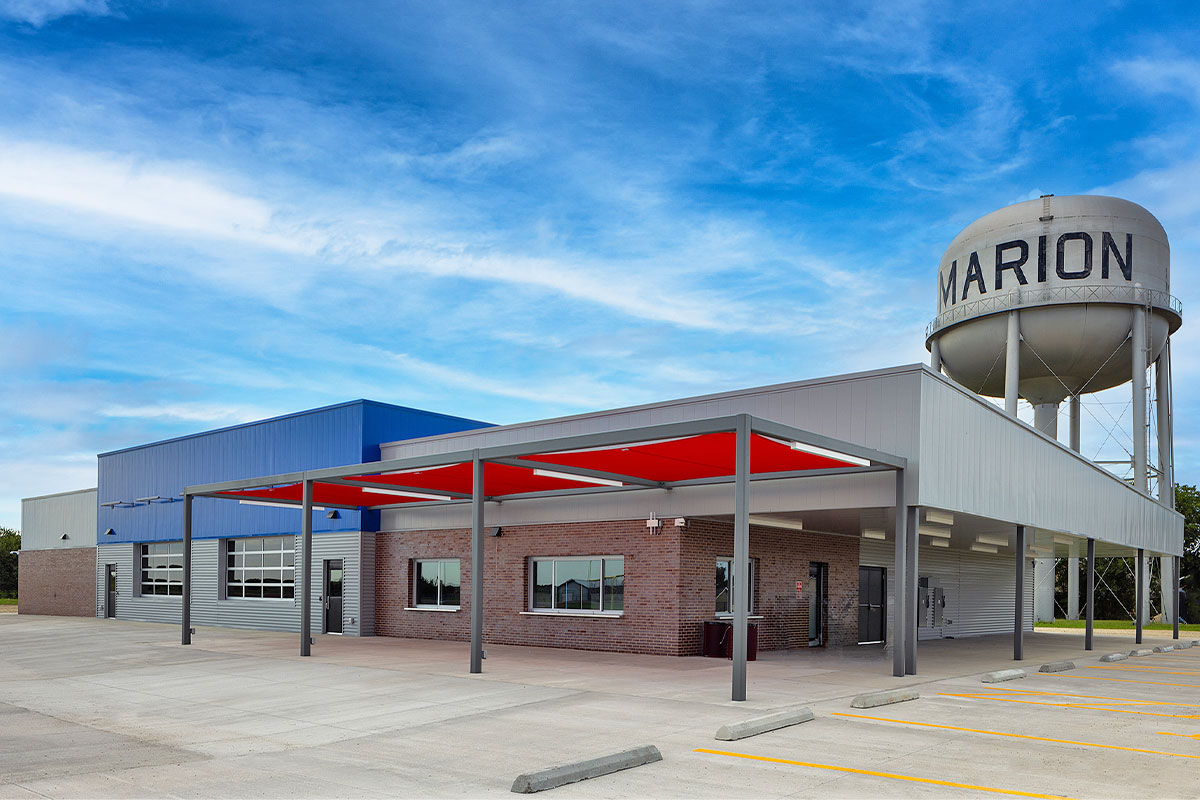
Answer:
xmin=1175 ymin=484 xmax=1200 ymax=623
xmin=0 ymin=527 xmax=18 ymax=599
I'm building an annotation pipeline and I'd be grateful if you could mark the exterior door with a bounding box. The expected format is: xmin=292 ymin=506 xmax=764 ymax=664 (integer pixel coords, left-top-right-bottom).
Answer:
xmin=808 ymin=562 xmax=826 ymax=646
xmin=323 ymin=559 xmax=343 ymax=634
xmin=858 ymin=566 xmax=886 ymax=644
xmin=106 ymin=564 xmax=117 ymax=618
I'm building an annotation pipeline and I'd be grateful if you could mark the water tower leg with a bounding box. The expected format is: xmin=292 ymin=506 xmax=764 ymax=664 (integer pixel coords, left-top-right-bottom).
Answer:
xmin=930 ymin=339 xmax=942 ymax=374
xmin=1034 ymin=402 xmax=1059 ymax=441
xmin=1004 ymin=311 xmax=1020 ymax=417
xmin=1069 ymin=395 xmax=1080 ymax=452
xmin=1156 ymin=342 xmax=1176 ymax=626
xmin=1067 ymin=556 xmax=1079 ymax=619
xmin=1132 ymin=306 xmax=1148 ymax=492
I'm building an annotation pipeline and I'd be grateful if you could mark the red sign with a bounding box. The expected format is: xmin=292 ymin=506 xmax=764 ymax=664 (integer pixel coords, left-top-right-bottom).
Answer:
xmin=795 ymin=580 xmax=804 ymax=597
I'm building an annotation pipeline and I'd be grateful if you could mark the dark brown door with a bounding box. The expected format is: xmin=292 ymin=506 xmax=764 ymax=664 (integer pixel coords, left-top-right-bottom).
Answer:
xmin=858 ymin=566 xmax=886 ymax=644
xmin=323 ymin=560 xmax=343 ymax=634
xmin=106 ymin=564 xmax=117 ymax=618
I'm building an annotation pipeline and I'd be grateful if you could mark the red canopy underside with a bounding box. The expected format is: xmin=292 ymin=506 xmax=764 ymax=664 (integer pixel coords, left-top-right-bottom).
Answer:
xmin=224 ymin=432 xmax=863 ymax=508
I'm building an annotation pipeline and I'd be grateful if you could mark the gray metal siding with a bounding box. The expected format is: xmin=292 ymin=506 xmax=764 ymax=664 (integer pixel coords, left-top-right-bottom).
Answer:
xmin=918 ymin=373 xmax=1183 ymax=555
xmin=97 ymin=533 xmax=368 ymax=635
xmin=22 ymin=489 xmax=98 ymax=551
xmin=860 ymin=540 xmax=1034 ymax=642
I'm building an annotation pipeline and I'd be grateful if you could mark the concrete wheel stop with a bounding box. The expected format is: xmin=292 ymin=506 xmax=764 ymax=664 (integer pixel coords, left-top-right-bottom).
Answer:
xmin=1038 ymin=660 xmax=1075 ymax=673
xmin=716 ymin=707 xmax=814 ymax=741
xmin=981 ymin=669 xmax=1026 ymax=683
xmin=1099 ymin=652 xmax=1128 ymax=662
xmin=1130 ymin=649 xmax=1154 ymax=657
xmin=1153 ymin=645 xmax=1174 ymax=653
xmin=511 ymin=745 xmax=662 ymax=793
xmin=850 ymin=688 xmax=919 ymax=708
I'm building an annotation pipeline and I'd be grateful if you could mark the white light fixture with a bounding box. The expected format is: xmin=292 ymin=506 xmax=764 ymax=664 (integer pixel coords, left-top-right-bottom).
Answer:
xmin=975 ymin=535 xmax=1010 ymax=547
xmin=362 ymin=488 xmax=453 ymax=501
xmin=750 ymin=515 xmax=805 ymax=532
xmin=99 ymin=500 xmax=120 ymax=508
xmin=135 ymin=496 xmax=162 ymax=503
xmin=1052 ymin=534 xmax=1073 ymax=545
xmin=861 ymin=528 xmax=887 ymax=540
xmin=925 ymin=510 xmax=955 ymax=526
xmin=1028 ymin=546 xmax=1053 ymax=557
xmin=919 ymin=525 xmax=952 ymax=539
xmin=789 ymin=441 xmax=871 ymax=467
xmin=532 ymin=468 xmax=623 ymax=487
xmin=970 ymin=543 xmax=998 ymax=554
xmin=929 ymin=539 xmax=950 ymax=548
xmin=238 ymin=499 xmax=327 ymax=510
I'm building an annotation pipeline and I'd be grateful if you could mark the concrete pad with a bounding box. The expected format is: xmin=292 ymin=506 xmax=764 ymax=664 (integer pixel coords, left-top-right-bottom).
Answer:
xmin=1038 ymin=660 xmax=1075 ymax=673
xmin=850 ymin=688 xmax=919 ymax=708
xmin=1099 ymin=652 xmax=1129 ymax=662
xmin=510 ymin=744 xmax=662 ymax=793
xmin=1153 ymin=645 xmax=1174 ymax=653
xmin=1130 ymin=649 xmax=1154 ymax=656
xmin=715 ymin=707 xmax=814 ymax=740
xmin=981 ymin=669 xmax=1026 ymax=683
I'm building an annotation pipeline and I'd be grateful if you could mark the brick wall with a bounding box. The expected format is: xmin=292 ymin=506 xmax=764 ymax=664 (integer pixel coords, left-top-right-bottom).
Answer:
xmin=679 ymin=519 xmax=860 ymax=653
xmin=376 ymin=517 xmax=861 ymax=656
xmin=375 ymin=520 xmax=683 ymax=655
xmin=17 ymin=547 xmax=97 ymax=617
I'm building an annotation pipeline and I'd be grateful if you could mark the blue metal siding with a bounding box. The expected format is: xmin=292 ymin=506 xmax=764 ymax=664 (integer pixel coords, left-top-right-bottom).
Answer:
xmin=97 ymin=400 xmax=492 ymax=544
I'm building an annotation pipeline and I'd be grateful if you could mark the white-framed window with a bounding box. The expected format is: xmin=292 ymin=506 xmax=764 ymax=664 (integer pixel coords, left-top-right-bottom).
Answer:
xmin=225 ymin=535 xmax=295 ymax=599
xmin=531 ymin=556 xmax=624 ymax=613
xmin=414 ymin=559 xmax=461 ymax=608
xmin=140 ymin=541 xmax=183 ymax=596
xmin=715 ymin=558 xmax=755 ymax=615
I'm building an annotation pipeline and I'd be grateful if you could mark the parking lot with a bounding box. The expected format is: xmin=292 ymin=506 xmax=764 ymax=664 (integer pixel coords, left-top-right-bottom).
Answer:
xmin=1 ymin=615 xmax=1197 ymax=798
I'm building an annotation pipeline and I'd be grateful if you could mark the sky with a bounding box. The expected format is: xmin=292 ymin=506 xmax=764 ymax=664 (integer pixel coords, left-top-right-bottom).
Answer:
xmin=2 ymin=0 xmax=1200 ymax=529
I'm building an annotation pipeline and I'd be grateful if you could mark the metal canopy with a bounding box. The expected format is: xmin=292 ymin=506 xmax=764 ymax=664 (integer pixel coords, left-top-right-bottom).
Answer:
xmin=180 ymin=413 xmax=907 ymax=701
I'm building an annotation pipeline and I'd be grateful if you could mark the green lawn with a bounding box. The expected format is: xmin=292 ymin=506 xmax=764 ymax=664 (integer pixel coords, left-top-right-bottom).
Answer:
xmin=0 ymin=598 xmax=16 ymax=605
xmin=1036 ymin=618 xmax=1200 ymax=631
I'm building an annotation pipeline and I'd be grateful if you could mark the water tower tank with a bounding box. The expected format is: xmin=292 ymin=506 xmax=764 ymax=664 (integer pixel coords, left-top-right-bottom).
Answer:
xmin=926 ymin=195 xmax=1181 ymax=406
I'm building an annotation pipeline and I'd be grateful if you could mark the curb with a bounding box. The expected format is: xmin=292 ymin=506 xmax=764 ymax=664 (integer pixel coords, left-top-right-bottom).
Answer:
xmin=851 ymin=688 xmax=919 ymax=708
xmin=511 ymin=745 xmax=662 ymax=793
xmin=716 ymin=708 xmax=815 ymax=741
xmin=1038 ymin=660 xmax=1075 ymax=673
xmin=981 ymin=669 xmax=1026 ymax=683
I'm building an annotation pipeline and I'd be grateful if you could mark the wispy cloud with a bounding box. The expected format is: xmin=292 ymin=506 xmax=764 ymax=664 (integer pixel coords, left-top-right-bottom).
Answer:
xmin=0 ymin=0 xmax=110 ymax=27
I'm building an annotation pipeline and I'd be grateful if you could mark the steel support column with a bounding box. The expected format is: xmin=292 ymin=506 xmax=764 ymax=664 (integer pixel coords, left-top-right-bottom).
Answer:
xmin=731 ymin=415 xmax=751 ymax=701
xmin=1173 ymin=555 xmax=1181 ymax=640
xmin=1004 ymin=310 xmax=1020 ymax=417
xmin=300 ymin=478 xmax=313 ymax=656
xmin=1069 ymin=394 xmax=1081 ymax=452
xmin=930 ymin=339 xmax=942 ymax=374
xmin=470 ymin=452 xmax=485 ymax=674
xmin=181 ymin=493 xmax=192 ymax=646
xmin=892 ymin=470 xmax=906 ymax=678
xmin=1085 ymin=539 xmax=1095 ymax=651
xmin=1135 ymin=548 xmax=1144 ymax=645
xmin=1067 ymin=556 xmax=1079 ymax=620
xmin=905 ymin=505 xmax=918 ymax=675
xmin=1014 ymin=525 xmax=1025 ymax=661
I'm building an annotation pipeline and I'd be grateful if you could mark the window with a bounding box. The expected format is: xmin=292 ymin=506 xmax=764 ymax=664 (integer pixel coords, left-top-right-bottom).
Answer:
xmin=715 ymin=558 xmax=755 ymax=615
xmin=140 ymin=541 xmax=183 ymax=596
xmin=531 ymin=557 xmax=624 ymax=613
xmin=414 ymin=559 xmax=461 ymax=607
xmin=226 ymin=536 xmax=295 ymax=599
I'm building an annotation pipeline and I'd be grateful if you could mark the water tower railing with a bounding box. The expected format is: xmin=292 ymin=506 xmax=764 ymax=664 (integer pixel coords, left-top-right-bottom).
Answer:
xmin=925 ymin=285 xmax=1182 ymax=340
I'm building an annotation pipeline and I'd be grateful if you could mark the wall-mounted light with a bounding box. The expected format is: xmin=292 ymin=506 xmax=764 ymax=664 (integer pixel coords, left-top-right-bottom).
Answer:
xmin=970 ymin=543 xmax=999 ymax=554
xmin=103 ymin=528 xmax=115 ymax=536
xmin=919 ymin=525 xmax=952 ymax=539
xmin=929 ymin=539 xmax=950 ymax=548
xmin=861 ymin=528 xmax=887 ymax=540
xmin=975 ymin=535 xmax=1010 ymax=547
xmin=325 ymin=510 xmax=341 ymax=520
xmin=488 ymin=526 xmax=502 ymax=537
xmin=59 ymin=533 xmax=70 ymax=540
xmin=925 ymin=510 xmax=955 ymax=526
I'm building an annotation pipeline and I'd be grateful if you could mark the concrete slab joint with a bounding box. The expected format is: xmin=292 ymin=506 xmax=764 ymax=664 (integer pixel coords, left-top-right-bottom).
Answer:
xmin=981 ymin=669 xmax=1026 ymax=683
xmin=715 ymin=708 xmax=815 ymax=741
xmin=850 ymin=689 xmax=919 ymax=708
xmin=510 ymin=745 xmax=662 ymax=794
xmin=1099 ymin=653 xmax=1128 ymax=662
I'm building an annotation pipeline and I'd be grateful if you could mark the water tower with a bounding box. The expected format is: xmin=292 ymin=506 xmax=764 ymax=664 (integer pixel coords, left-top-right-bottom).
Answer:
xmin=925 ymin=194 xmax=1182 ymax=620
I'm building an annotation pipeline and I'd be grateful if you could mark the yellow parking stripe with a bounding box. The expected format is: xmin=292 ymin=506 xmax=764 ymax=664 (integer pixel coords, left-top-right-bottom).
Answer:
xmin=1086 ymin=665 xmax=1200 ymax=677
xmin=938 ymin=687 xmax=1200 ymax=719
xmin=693 ymin=748 xmax=1076 ymax=799
xmin=831 ymin=712 xmax=1200 ymax=760
xmin=1042 ymin=673 xmax=1200 ymax=690
xmin=1158 ymin=731 xmax=1200 ymax=741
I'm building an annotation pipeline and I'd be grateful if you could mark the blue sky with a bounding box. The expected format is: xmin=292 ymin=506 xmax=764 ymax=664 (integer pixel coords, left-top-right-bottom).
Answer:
xmin=2 ymin=0 xmax=1200 ymax=529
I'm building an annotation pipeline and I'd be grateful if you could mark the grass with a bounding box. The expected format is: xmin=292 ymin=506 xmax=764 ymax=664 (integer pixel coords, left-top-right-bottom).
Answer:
xmin=1035 ymin=618 xmax=1200 ymax=631
xmin=0 ymin=598 xmax=16 ymax=605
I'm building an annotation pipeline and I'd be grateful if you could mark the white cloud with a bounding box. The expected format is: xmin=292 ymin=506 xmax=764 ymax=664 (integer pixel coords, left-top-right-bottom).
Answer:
xmin=99 ymin=403 xmax=279 ymax=426
xmin=0 ymin=0 xmax=109 ymax=27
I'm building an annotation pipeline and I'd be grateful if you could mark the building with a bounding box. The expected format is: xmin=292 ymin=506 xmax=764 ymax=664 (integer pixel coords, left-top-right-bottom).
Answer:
xmin=17 ymin=196 xmax=1185 ymax=702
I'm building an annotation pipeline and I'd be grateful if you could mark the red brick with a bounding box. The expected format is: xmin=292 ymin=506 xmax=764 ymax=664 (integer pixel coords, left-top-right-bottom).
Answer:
xmin=17 ymin=548 xmax=96 ymax=617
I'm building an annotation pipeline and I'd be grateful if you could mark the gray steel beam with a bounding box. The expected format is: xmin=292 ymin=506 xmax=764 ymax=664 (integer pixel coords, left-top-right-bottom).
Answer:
xmin=1005 ymin=310 xmax=1020 ymax=417
xmin=1085 ymin=538 xmax=1095 ymax=651
xmin=300 ymin=479 xmax=313 ymax=657
xmin=1014 ymin=525 xmax=1025 ymax=661
xmin=666 ymin=465 xmax=893 ymax=488
xmin=750 ymin=417 xmax=907 ymax=469
xmin=182 ymin=493 xmax=192 ymax=646
xmin=470 ymin=452 xmax=485 ymax=674
xmin=1135 ymin=548 xmax=1144 ymax=645
xmin=892 ymin=470 xmax=906 ymax=678
xmin=1174 ymin=555 xmax=1181 ymax=641
xmin=731 ymin=415 xmax=751 ymax=702
xmin=488 ymin=457 xmax=663 ymax=488
xmin=202 ymin=493 xmax=361 ymax=511
xmin=188 ymin=471 xmax=308 ymax=495
xmin=905 ymin=505 xmax=918 ymax=675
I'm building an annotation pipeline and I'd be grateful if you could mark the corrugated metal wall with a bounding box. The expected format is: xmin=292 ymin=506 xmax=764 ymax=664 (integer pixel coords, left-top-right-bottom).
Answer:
xmin=96 ymin=532 xmax=368 ymax=635
xmin=860 ymin=539 xmax=1033 ymax=641
xmin=22 ymin=489 xmax=98 ymax=550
